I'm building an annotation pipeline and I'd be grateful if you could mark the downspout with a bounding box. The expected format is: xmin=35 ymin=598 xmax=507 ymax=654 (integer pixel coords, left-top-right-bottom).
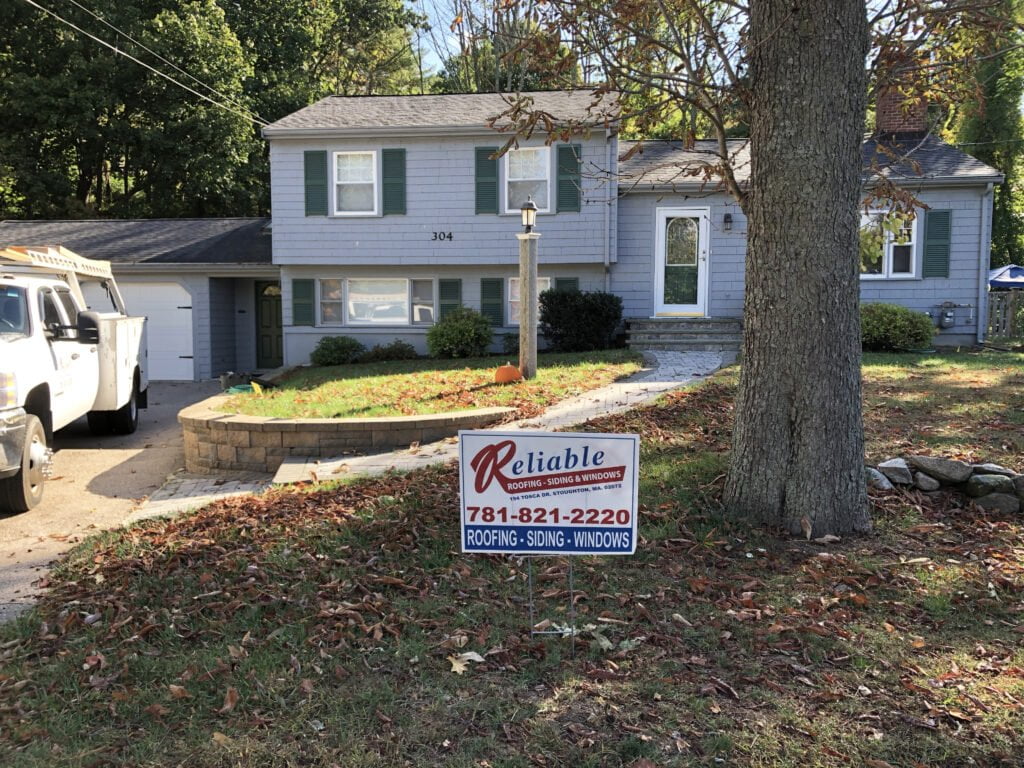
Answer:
xmin=602 ymin=128 xmax=610 ymax=292
xmin=976 ymin=182 xmax=994 ymax=344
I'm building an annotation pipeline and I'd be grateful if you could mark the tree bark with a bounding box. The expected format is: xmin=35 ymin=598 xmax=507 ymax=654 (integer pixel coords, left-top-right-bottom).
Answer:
xmin=723 ymin=0 xmax=872 ymax=537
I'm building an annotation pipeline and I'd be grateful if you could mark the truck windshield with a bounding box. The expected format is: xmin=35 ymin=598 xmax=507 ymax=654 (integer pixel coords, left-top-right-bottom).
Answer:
xmin=0 ymin=285 xmax=29 ymax=338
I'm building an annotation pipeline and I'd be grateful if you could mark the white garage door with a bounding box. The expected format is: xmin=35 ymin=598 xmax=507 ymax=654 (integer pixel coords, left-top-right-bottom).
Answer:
xmin=82 ymin=280 xmax=194 ymax=380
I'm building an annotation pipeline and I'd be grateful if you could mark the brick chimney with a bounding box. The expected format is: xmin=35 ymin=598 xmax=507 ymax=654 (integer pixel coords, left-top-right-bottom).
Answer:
xmin=875 ymin=85 xmax=928 ymax=135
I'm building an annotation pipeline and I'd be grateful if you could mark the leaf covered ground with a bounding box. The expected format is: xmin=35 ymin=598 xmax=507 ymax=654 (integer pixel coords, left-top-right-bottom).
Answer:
xmin=220 ymin=350 xmax=644 ymax=419
xmin=2 ymin=351 xmax=1023 ymax=767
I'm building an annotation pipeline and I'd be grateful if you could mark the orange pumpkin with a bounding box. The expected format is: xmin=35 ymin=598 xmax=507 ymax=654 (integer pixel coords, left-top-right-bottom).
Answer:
xmin=494 ymin=362 xmax=523 ymax=384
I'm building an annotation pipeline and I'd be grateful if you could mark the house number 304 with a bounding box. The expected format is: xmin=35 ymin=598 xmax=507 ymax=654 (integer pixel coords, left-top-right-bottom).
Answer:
xmin=431 ymin=231 xmax=454 ymax=241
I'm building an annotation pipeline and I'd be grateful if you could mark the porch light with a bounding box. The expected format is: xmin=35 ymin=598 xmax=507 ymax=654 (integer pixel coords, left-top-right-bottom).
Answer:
xmin=723 ymin=213 xmax=733 ymax=232
xmin=521 ymin=197 xmax=539 ymax=233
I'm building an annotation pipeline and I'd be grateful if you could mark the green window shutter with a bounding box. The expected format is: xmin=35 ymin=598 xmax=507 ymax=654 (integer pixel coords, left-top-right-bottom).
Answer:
xmin=381 ymin=148 xmax=406 ymax=215
xmin=922 ymin=210 xmax=952 ymax=278
xmin=556 ymin=144 xmax=581 ymax=213
xmin=475 ymin=147 xmax=499 ymax=214
xmin=554 ymin=277 xmax=579 ymax=292
xmin=438 ymin=278 xmax=462 ymax=320
xmin=303 ymin=151 xmax=328 ymax=216
xmin=292 ymin=279 xmax=315 ymax=326
xmin=480 ymin=277 xmax=504 ymax=325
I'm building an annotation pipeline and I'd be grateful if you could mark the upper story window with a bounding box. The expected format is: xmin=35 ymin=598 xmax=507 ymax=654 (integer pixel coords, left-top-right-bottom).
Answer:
xmin=505 ymin=147 xmax=550 ymax=214
xmin=333 ymin=151 xmax=377 ymax=215
xmin=860 ymin=211 xmax=916 ymax=279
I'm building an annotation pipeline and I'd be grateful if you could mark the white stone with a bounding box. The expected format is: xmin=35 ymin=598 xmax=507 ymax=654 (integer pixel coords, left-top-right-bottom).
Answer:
xmin=866 ymin=467 xmax=894 ymax=491
xmin=914 ymin=472 xmax=940 ymax=492
xmin=877 ymin=458 xmax=913 ymax=485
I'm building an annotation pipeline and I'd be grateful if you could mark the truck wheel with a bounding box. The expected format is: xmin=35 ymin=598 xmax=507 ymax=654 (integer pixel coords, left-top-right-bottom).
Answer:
xmin=0 ymin=415 xmax=48 ymax=513
xmin=87 ymin=411 xmax=111 ymax=435
xmin=110 ymin=380 xmax=139 ymax=435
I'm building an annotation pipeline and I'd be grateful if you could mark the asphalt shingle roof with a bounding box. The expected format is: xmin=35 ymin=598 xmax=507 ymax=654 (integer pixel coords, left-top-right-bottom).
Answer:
xmin=0 ymin=218 xmax=272 ymax=265
xmin=619 ymin=134 xmax=1001 ymax=189
xmin=263 ymin=90 xmax=615 ymax=136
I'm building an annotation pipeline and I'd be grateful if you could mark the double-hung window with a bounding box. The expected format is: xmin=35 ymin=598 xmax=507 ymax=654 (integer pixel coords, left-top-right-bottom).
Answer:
xmin=333 ymin=151 xmax=377 ymax=215
xmin=508 ymin=276 xmax=551 ymax=326
xmin=860 ymin=211 xmax=916 ymax=279
xmin=318 ymin=278 xmax=435 ymax=326
xmin=505 ymin=147 xmax=550 ymax=213
xmin=320 ymin=279 xmax=344 ymax=324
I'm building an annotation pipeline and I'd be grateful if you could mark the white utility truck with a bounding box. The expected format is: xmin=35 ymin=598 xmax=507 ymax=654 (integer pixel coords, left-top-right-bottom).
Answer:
xmin=0 ymin=246 xmax=147 ymax=512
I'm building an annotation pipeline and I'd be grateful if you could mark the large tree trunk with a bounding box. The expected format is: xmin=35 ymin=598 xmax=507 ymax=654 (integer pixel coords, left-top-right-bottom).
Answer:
xmin=723 ymin=0 xmax=872 ymax=537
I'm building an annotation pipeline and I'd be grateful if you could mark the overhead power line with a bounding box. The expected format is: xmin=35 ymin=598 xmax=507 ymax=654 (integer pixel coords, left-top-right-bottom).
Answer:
xmin=63 ymin=0 xmax=266 ymax=124
xmin=18 ymin=0 xmax=268 ymax=127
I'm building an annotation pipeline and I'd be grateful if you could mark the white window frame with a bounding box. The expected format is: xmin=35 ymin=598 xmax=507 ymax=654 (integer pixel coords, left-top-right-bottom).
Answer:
xmin=504 ymin=146 xmax=551 ymax=214
xmin=318 ymin=278 xmax=345 ymax=326
xmin=410 ymin=278 xmax=436 ymax=326
xmin=316 ymin=278 xmax=439 ymax=327
xmin=332 ymin=150 xmax=379 ymax=217
xmin=345 ymin=277 xmax=410 ymax=326
xmin=860 ymin=210 xmax=918 ymax=280
xmin=507 ymin=276 xmax=552 ymax=326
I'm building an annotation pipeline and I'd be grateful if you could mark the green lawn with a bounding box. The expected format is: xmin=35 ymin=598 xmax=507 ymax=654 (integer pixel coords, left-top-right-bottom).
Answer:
xmin=2 ymin=351 xmax=1023 ymax=766
xmin=220 ymin=350 xmax=644 ymax=419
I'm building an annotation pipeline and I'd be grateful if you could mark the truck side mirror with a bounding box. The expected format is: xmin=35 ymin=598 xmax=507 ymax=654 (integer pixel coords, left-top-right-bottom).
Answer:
xmin=77 ymin=313 xmax=99 ymax=344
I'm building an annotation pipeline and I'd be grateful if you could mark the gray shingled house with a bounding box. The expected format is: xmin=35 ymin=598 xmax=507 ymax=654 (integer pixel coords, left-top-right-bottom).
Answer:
xmin=263 ymin=90 xmax=1001 ymax=364
xmin=0 ymin=218 xmax=277 ymax=380
xmin=0 ymin=91 xmax=1000 ymax=382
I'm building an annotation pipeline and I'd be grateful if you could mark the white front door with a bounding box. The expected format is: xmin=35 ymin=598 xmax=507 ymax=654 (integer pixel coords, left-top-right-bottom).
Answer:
xmin=653 ymin=207 xmax=710 ymax=316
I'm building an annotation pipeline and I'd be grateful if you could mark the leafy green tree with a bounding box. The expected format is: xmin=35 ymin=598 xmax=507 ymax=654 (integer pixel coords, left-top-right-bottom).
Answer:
xmin=214 ymin=0 xmax=425 ymax=212
xmin=432 ymin=31 xmax=578 ymax=94
xmin=0 ymin=0 xmax=424 ymax=218
xmin=0 ymin=0 xmax=258 ymax=218
xmin=955 ymin=0 xmax=1024 ymax=267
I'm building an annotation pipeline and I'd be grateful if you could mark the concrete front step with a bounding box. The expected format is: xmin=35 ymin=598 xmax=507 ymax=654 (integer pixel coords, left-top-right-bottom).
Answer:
xmin=629 ymin=341 xmax=742 ymax=352
xmin=625 ymin=317 xmax=743 ymax=353
xmin=627 ymin=330 xmax=742 ymax=341
xmin=628 ymin=318 xmax=742 ymax=332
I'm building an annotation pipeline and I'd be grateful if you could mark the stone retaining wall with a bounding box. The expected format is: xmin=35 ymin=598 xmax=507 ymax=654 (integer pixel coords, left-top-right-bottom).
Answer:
xmin=179 ymin=395 xmax=514 ymax=474
xmin=868 ymin=455 xmax=1023 ymax=515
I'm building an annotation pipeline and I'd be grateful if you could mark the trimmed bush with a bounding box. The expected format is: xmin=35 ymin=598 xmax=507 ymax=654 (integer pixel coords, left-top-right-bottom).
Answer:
xmin=310 ymin=335 xmax=366 ymax=366
xmin=427 ymin=307 xmax=493 ymax=358
xmin=861 ymin=302 xmax=935 ymax=351
xmin=359 ymin=340 xmax=419 ymax=363
xmin=539 ymin=289 xmax=623 ymax=352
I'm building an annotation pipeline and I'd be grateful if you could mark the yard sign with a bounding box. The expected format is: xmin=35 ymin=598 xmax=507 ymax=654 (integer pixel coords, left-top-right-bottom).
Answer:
xmin=458 ymin=430 xmax=640 ymax=555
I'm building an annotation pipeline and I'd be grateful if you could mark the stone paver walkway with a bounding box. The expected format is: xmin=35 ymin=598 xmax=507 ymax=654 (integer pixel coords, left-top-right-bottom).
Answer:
xmin=124 ymin=470 xmax=272 ymax=524
xmin=273 ymin=350 xmax=723 ymax=485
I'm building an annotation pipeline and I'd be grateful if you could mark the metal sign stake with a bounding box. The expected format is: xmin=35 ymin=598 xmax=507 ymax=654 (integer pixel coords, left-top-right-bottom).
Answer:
xmin=527 ymin=557 xmax=577 ymax=659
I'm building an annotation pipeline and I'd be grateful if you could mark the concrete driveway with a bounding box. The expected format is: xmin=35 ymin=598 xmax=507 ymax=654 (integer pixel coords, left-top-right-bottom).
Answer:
xmin=0 ymin=380 xmax=220 ymax=620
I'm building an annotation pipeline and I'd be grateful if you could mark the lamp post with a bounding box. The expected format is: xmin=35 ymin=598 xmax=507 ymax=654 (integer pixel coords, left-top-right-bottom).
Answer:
xmin=517 ymin=197 xmax=540 ymax=380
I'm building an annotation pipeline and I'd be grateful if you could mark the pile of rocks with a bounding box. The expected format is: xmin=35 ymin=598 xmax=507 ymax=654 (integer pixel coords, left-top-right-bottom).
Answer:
xmin=866 ymin=456 xmax=1023 ymax=514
